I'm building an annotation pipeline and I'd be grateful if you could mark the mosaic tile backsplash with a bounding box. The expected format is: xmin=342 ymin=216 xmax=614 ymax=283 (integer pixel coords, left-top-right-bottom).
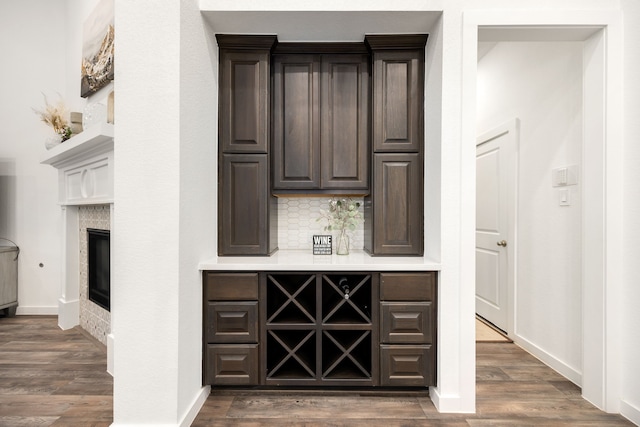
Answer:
xmin=79 ymin=205 xmax=111 ymax=345
xmin=277 ymin=197 xmax=364 ymax=251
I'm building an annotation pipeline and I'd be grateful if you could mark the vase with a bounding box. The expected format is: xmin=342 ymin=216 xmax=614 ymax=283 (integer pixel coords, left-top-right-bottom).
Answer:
xmin=44 ymin=135 xmax=62 ymax=150
xmin=336 ymin=229 xmax=350 ymax=255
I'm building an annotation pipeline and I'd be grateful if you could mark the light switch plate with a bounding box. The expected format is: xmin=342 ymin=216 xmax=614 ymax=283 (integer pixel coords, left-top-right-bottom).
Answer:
xmin=552 ymin=165 xmax=579 ymax=187
xmin=559 ymin=188 xmax=570 ymax=206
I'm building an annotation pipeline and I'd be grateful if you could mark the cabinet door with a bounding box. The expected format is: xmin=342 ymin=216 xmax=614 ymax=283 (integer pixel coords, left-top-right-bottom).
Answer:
xmin=219 ymin=50 xmax=270 ymax=153
xmin=380 ymin=344 xmax=434 ymax=386
xmin=371 ymin=50 xmax=423 ymax=153
xmin=272 ymin=55 xmax=321 ymax=189
xmin=219 ymin=154 xmax=277 ymax=255
xmin=320 ymin=54 xmax=369 ymax=190
xmin=206 ymin=344 xmax=259 ymax=385
xmin=368 ymin=153 xmax=423 ymax=255
xmin=380 ymin=302 xmax=433 ymax=344
xmin=206 ymin=301 xmax=259 ymax=343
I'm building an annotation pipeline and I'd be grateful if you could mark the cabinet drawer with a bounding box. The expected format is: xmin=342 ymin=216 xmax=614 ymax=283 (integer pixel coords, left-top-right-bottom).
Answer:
xmin=380 ymin=344 xmax=434 ymax=387
xmin=206 ymin=301 xmax=258 ymax=343
xmin=205 ymin=344 xmax=259 ymax=385
xmin=381 ymin=302 xmax=433 ymax=344
xmin=380 ymin=272 xmax=435 ymax=301
xmin=204 ymin=272 xmax=259 ymax=300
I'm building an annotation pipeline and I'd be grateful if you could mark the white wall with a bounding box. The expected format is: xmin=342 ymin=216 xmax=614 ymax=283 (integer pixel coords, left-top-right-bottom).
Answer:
xmin=621 ymin=0 xmax=640 ymax=424
xmin=476 ymin=42 xmax=584 ymax=383
xmin=0 ymin=1 xmax=68 ymax=314
xmin=112 ymin=0 xmax=216 ymax=424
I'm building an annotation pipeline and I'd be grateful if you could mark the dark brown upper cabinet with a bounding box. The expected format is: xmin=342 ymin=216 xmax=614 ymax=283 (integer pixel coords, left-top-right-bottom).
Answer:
xmin=217 ymin=35 xmax=278 ymax=256
xmin=365 ymin=35 xmax=427 ymax=153
xmin=219 ymin=154 xmax=277 ymax=255
xmin=321 ymin=54 xmax=369 ymax=190
xmin=364 ymin=153 xmax=423 ymax=256
xmin=272 ymin=54 xmax=321 ymax=189
xmin=272 ymin=53 xmax=369 ymax=193
xmin=217 ymin=35 xmax=277 ymax=154
xmin=364 ymin=35 xmax=427 ymax=256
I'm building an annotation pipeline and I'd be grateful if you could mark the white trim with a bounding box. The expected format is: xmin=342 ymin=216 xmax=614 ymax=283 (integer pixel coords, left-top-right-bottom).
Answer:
xmin=514 ymin=335 xmax=582 ymax=386
xmin=16 ymin=306 xmax=58 ymax=315
xmin=620 ymin=399 xmax=640 ymax=426
xmin=57 ymin=297 xmax=79 ymax=330
xmin=179 ymin=386 xmax=210 ymax=427
xmin=107 ymin=333 xmax=115 ymax=376
xmin=59 ymin=206 xmax=80 ymax=329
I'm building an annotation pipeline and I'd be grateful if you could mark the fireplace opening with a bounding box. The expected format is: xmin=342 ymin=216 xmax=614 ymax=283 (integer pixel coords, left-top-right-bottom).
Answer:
xmin=88 ymin=228 xmax=110 ymax=311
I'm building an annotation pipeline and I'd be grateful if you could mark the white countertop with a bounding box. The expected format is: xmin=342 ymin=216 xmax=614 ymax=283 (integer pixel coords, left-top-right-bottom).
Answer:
xmin=199 ymin=249 xmax=441 ymax=271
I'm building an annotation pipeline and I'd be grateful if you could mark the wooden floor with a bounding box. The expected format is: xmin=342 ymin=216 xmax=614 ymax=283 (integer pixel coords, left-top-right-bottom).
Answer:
xmin=0 ymin=316 xmax=634 ymax=426
xmin=0 ymin=315 xmax=112 ymax=426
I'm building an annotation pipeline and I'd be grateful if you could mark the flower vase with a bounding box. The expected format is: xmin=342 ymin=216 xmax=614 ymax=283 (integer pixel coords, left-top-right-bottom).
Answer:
xmin=45 ymin=135 xmax=62 ymax=150
xmin=336 ymin=229 xmax=350 ymax=255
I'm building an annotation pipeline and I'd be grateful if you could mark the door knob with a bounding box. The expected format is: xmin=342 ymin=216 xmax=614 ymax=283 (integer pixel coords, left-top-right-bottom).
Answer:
xmin=497 ymin=240 xmax=507 ymax=247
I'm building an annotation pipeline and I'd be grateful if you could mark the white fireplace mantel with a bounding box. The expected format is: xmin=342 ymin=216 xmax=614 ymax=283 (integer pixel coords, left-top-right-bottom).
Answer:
xmin=41 ymin=122 xmax=114 ymax=205
xmin=41 ymin=122 xmax=115 ymax=375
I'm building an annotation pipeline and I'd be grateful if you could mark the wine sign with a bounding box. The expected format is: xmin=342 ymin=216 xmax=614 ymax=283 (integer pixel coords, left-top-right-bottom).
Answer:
xmin=312 ymin=235 xmax=332 ymax=255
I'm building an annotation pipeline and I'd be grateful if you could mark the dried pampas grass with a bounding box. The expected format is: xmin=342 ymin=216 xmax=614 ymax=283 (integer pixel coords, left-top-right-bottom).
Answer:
xmin=33 ymin=93 xmax=72 ymax=141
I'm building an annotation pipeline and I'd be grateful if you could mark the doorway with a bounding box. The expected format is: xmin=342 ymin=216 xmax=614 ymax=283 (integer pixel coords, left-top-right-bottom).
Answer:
xmin=468 ymin=21 xmax=619 ymax=411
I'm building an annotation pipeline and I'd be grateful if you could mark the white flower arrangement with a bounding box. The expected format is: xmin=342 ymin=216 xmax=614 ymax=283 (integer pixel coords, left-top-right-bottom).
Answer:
xmin=317 ymin=197 xmax=363 ymax=233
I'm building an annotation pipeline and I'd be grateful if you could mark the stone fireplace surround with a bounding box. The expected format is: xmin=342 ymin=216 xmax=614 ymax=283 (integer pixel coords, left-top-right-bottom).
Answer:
xmin=41 ymin=122 xmax=114 ymax=374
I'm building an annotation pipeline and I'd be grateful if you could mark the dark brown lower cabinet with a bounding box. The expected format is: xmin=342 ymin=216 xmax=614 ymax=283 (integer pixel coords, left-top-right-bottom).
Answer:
xmin=205 ymin=344 xmax=259 ymax=385
xmin=380 ymin=344 xmax=434 ymax=386
xmin=203 ymin=271 xmax=436 ymax=389
xmin=204 ymin=272 xmax=260 ymax=386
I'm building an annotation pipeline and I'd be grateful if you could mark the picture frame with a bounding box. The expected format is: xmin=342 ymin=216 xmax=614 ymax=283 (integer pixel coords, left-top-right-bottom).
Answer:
xmin=81 ymin=0 xmax=114 ymax=97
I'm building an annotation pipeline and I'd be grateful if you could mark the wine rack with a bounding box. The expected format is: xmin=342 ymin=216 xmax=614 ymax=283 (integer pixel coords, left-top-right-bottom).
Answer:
xmin=263 ymin=273 xmax=378 ymax=386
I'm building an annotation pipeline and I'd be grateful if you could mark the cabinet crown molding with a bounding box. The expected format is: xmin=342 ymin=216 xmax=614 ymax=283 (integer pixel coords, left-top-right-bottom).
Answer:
xmin=273 ymin=42 xmax=368 ymax=55
xmin=215 ymin=34 xmax=278 ymax=50
xmin=364 ymin=34 xmax=428 ymax=51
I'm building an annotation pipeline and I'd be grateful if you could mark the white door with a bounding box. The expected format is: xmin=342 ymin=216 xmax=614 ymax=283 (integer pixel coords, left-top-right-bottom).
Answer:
xmin=475 ymin=120 xmax=517 ymax=333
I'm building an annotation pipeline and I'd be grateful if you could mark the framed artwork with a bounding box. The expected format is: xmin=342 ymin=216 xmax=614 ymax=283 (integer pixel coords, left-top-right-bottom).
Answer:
xmin=81 ymin=0 xmax=114 ymax=97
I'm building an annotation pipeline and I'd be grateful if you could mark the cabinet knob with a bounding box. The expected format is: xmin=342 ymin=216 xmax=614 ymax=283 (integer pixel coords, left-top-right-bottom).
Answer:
xmin=496 ymin=240 xmax=507 ymax=247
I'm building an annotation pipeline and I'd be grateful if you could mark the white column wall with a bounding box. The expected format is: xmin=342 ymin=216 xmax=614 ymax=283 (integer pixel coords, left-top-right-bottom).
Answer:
xmin=621 ymin=0 xmax=640 ymax=424
xmin=112 ymin=0 xmax=183 ymax=424
xmin=112 ymin=0 xmax=217 ymax=424
xmin=176 ymin=0 xmax=217 ymax=421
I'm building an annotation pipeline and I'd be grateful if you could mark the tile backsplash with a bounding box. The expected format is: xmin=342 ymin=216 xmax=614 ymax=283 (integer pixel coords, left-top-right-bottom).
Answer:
xmin=277 ymin=197 xmax=364 ymax=251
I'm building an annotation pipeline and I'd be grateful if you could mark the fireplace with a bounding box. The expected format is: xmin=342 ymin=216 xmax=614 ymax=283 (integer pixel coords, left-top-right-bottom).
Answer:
xmin=88 ymin=228 xmax=110 ymax=311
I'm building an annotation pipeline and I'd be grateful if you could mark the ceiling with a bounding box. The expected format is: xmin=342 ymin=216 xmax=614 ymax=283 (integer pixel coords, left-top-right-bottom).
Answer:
xmin=200 ymin=11 xmax=442 ymax=42
xmin=478 ymin=26 xmax=602 ymax=42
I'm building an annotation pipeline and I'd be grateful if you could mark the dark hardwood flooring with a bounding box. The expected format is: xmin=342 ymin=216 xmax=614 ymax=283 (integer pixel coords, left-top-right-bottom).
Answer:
xmin=0 ymin=315 xmax=112 ymax=426
xmin=0 ymin=316 xmax=634 ymax=426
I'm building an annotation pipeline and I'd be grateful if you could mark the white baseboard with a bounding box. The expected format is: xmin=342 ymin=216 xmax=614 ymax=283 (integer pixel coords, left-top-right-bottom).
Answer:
xmin=16 ymin=306 xmax=58 ymax=316
xmin=179 ymin=386 xmax=211 ymax=427
xmin=57 ymin=297 xmax=79 ymax=329
xmin=513 ymin=334 xmax=582 ymax=385
xmin=429 ymin=386 xmax=475 ymax=413
xmin=107 ymin=333 xmax=115 ymax=376
xmin=620 ymin=399 xmax=640 ymax=426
